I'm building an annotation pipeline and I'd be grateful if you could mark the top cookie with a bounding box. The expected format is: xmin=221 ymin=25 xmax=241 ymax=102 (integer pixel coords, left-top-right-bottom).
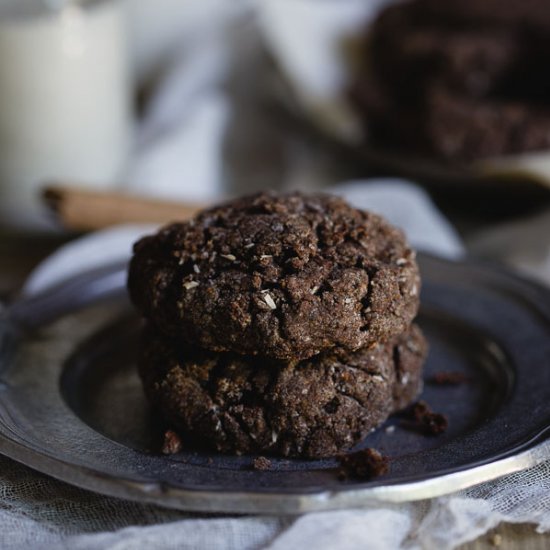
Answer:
xmin=128 ymin=192 xmax=420 ymax=361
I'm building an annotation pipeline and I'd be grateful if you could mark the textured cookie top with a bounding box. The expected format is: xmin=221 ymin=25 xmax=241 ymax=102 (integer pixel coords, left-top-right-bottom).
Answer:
xmin=138 ymin=325 xmax=427 ymax=458
xmin=128 ymin=192 xmax=420 ymax=361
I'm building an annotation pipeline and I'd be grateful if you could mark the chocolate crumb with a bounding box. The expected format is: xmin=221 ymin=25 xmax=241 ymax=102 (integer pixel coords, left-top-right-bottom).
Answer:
xmin=410 ymin=401 xmax=448 ymax=435
xmin=253 ymin=456 xmax=272 ymax=471
xmin=337 ymin=448 xmax=390 ymax=480
xmin=428 ymin=371 xmax=470 ymax=386
xmin=161 ymin=429 xmax=183 ymax=455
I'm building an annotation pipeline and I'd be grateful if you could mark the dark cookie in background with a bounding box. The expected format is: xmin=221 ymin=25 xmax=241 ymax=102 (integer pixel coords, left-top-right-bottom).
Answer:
xmin=351 ymin=0 xmax=550 ymax=162
xmin=128 ymin=192 xmax=420 ymax=361
xmin=353 ymin=83 xmax=550 ymax=162
xmin=412 ymin=0 xmax=550 ymax=31
xmin=367 ymin=3 xmax=521 ymax=100
xmin=138 ymin=325 xmax=427 ymax=459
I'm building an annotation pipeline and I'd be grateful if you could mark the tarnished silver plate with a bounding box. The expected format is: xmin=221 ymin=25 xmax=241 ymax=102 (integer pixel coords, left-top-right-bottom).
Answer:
xmin=0 ymin=254 xmax=549 ymax=514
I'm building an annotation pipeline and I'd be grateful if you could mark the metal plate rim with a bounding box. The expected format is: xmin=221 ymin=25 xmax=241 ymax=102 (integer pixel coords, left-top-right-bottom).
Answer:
xmin=0 ymin=429 xmax=549 ymax=514
xmin=1 ymin=254 xmax=550 ymax=513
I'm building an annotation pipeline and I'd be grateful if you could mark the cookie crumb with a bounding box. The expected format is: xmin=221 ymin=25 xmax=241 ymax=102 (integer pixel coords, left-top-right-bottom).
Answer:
xmin=490 ymin=533 xmax=502 ymax=547
xmin=428 ymin=371 xmax=470 ymax=386
xmin=207 ymin=457 xmax=214 ymax=465
xmin=337 ymin=448 xmax=389 ymax=480
xmin=161 ymin=429 xmax=183 ymax=455
xmin=410 ymin=401 xmax=448 ymax=435
xmin=253 ymin=456 xmax=272 ymax=471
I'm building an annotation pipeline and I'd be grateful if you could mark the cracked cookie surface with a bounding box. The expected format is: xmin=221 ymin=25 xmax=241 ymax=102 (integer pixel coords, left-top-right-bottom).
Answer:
xmin=138 ymin=325 xmax=426 ymax=458
xmin=128 ymin=192 xmax=420 ymax=361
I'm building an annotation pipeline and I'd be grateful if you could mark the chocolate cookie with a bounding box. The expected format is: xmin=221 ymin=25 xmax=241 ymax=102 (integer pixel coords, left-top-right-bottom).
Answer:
xmin=352 ymin=0 xmax=550 ymax=162
xmin=128 ymin=192 xmax=420 ymax=361
xmin=367 ymin=7 xmax=521 ymax=100
xmin=138 ymin=325 xmax=427 ymax=458
xmin=413 ymin=0 xmax=550 ymax=32
xmin=423 ymin=89 xmax=550 ymax=161
xmin=392 ymin=324 xmax=426 ymax=411
xmin=354 ymin=82 xmax=550 ymax=161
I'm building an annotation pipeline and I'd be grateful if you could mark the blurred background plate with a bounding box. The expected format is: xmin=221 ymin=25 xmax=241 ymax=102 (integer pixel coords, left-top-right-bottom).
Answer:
xmin=270 ymin=58 xmax=550 ymax=201
xmin=262 ymin=0 xmax=550 ymax=203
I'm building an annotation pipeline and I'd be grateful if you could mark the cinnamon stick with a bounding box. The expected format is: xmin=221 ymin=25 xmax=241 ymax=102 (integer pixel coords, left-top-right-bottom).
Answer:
xmin=43 ymin=185 xmax=204 ymax=232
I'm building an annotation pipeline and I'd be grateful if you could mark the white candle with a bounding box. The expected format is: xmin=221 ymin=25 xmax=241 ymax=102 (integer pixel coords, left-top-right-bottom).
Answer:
xmin=0 ymin=0 xmax=132 ymax=230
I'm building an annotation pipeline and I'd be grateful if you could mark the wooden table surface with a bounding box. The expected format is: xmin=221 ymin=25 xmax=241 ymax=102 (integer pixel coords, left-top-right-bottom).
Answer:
xmin=0 ymin=230 xmax=548 ymax=549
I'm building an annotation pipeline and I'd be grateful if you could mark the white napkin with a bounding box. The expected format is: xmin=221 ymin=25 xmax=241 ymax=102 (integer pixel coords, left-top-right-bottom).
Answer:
xmin=467 ymin=209 xmax=550 ymax=286
xmin=123 ymin=31 xmax=231 ymax=202
xmin=120 ymin=0 xmax=394 ymax=202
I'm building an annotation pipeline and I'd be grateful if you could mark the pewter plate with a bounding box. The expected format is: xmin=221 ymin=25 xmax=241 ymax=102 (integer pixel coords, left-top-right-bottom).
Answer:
xmin=0 ymin=254 xmax=549 ymax=514
xmin=274 ymin=60 xmax=550 ymax=199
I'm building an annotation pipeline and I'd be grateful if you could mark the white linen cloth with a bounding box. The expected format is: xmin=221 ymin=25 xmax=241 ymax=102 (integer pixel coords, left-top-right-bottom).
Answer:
xmin=2 ymin=0 xmax=550 ymax=548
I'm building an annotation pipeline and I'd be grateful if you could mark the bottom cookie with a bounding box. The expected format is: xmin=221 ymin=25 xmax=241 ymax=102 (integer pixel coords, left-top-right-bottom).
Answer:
xmin=138 ymin=325 xmax=427 ymax=458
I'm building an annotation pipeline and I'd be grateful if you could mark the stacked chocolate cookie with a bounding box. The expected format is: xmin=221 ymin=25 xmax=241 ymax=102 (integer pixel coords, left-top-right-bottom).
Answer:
xmin=128 ymin=192 xmax=427 ymax=458
xmin=351 ymin=0 xmax=550 ymax=162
